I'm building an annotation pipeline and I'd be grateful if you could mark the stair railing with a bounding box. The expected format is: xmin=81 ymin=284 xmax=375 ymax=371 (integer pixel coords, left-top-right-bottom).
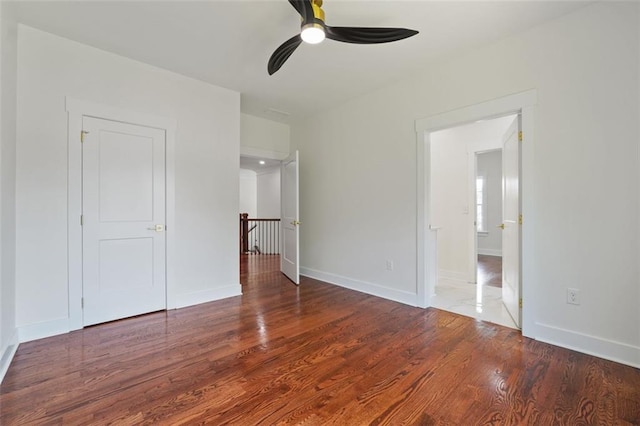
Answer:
xmin=239 ymin=213 xmax=281 ymax=255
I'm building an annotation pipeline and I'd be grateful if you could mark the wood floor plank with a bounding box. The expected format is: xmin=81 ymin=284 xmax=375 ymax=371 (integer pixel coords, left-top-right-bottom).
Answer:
xmin=1 ymin=254 xmax=639 ymax=425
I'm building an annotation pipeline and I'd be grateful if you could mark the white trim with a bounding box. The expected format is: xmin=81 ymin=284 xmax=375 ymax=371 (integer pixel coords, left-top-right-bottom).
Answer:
xmin=535 ymin=322 xmax=640 ymax=369
xmin=18 ymin=318 xmax=70 ymax=343
xmin=301 ymin=267 xmax=418 ymax=307
xmin=415 ymin=90 xmax=537 ymax=133
xmin=66 ymin=98 xmax=176 ymax=131
xmin=173 ymin=284 xmax=242 ymax=309
xmin=416 ymin=90 xmax=537 ymax=337
xmin=478 ymin=249 xmax=502 ymax=257
xmin=469 ymin=150 xmax=479 ymax=283
xmin=66 ymin=97 xmax=177 ymax=328
xmin=416 ymin=133 xmax=431 ymax=308
xmin=0 ymin=331 xmax=19 ymax=384
xmin=240 ymin=146 xmax=289 ymax=161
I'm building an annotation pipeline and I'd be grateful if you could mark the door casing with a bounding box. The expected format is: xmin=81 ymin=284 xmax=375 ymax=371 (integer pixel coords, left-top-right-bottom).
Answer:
xmin=66 ymin=97 xmax=176 ymax=330
xmin=415 ymin=90 xmax=536 ymax=337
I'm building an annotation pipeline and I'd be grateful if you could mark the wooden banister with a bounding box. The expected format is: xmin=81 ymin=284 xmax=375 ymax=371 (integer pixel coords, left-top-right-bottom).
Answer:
xmin=240 ymin=213 xmax=249 ymax=254
xmin=239 ymin=213 xmax=281 ymax=255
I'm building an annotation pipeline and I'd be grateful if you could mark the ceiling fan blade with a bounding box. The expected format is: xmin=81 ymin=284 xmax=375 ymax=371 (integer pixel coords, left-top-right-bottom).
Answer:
xmin=325 ymin=26 xmax=418 ymax=44
xmin=268 ymin=34 xmax=303 ymax=75
xmin=288 ymin=0 xmax=314 ymax=22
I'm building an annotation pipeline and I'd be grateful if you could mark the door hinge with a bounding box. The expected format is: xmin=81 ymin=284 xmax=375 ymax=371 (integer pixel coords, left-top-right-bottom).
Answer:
xmin=519 ymin=298 xmax=522 ymax=308
xmin=518 ymin=131 xmax=523 ymax=142
xmin=81 ymin=297 xmax=84 ymax=308
xmin=80 ymin=215 xmax=83 ymax=226
xmin=80 ymin=130 xmax=89 ymax=143
xmin=518 ymin=214 xmax=523 ymax=225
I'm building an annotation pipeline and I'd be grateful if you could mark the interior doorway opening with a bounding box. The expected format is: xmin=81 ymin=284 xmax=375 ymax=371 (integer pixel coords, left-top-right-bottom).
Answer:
xmin=428 ymin=115 xmax=517 ymax=329
xmin=238 ymin=151 xmax=300 ymax=286
xmin=239 ymin=155 xmax=282 ymax=285
xmin=415 ymin=89 xmax=536 ymax=336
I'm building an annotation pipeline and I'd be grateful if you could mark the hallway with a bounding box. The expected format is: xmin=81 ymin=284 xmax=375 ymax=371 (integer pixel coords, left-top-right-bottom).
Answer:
xmin=240 ymin=254 xmax=281 ymax=287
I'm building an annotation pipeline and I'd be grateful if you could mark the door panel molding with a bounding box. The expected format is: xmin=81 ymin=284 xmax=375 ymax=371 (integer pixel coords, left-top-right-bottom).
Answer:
xmin=66 ymin=97 xmax=176 ymax=330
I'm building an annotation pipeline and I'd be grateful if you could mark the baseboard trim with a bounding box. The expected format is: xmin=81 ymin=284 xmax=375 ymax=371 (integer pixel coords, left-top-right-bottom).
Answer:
xmin=300 ymin=267 xmax=418 ymax=307
xmin=13 ymin=285 xmax=243 ymax=345
xmin=535 ymin=322 xmax=640 ymax=369
xmin=0 ymin=331 xmax=19 ymax=384
xmin=438 ymin=269 xmax=468 ymax=283
xmin=173 ymin=284 xmax=242 ymax=309
xmin=478 ymin=249 xmax=502 ymax=257
xmin=18 ymin=318 xmax=70 ymax=343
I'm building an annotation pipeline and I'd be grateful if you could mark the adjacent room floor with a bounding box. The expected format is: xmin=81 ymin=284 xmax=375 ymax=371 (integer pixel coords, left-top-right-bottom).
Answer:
xmin=431 ymin=255 xmax=517 ymax=329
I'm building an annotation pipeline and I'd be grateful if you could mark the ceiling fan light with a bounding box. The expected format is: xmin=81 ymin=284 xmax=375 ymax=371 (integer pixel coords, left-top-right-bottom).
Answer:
xmin=301 ymin=23 xmax=325 ymax=44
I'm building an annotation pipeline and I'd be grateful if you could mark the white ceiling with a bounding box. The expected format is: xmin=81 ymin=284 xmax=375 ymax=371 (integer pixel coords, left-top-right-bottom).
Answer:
xmin=240 ymin=156 xmax=281 ymax=172
xmin=12 ymin=0 xmax=590 ymax=123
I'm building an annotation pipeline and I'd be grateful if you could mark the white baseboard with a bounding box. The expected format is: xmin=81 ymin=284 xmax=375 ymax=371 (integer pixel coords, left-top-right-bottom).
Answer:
xmin=535 ymin=322 xmax=640 ymax=369
xmin=478 ymin=249 xmax=502 ymax=257
xmin=12 ymin=285 xmax=243 ymax=346
xmin=438 ymin=269 xmax=468 ymax=283
xmin=18 ymin=318 xmax=71 ymax=343
xmin=0 ymin=331 xmax=19 ymax=384
xmin=173 ymin=284 xmax=242 ymax=309
xmin=300 ymin=267 xmax=418 ymax=307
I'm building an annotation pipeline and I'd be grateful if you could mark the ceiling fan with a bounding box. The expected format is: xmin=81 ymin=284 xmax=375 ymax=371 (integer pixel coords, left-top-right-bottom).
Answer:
xmin=268 ymin=0 xmax=419 ymax=75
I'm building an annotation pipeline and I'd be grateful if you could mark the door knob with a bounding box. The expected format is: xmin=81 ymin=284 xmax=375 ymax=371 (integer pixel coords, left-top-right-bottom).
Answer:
xmin=497 ymin=224 xmax=505 ymax=230
xmin=147 ymin=224 xmax=165 ymax=232
xmin=291 ymin=220 xmax=301 ymax=226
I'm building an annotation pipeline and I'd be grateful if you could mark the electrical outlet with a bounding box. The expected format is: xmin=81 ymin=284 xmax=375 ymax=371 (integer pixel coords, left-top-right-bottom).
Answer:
xmin=567 ymin=288 xmax=580 ymax=305
xmin=385 ymin=260 xmax=394 ymax=271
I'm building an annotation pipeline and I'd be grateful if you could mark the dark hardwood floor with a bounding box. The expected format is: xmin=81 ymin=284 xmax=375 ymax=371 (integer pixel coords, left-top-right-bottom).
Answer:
xmin=478 ymin=254 xmax=502 ymax=288
xmin=1 ymin=255 xmax=639 ymax=425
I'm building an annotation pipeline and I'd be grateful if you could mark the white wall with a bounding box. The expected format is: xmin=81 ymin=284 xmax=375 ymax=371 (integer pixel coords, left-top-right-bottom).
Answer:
xmin=0 ymin=2 xmax=18 ymax=382
xmin=15 ymin=26 xmax=241 ymax=339
xmin=257 ymin=167 xmax=281 ymax=218
xmin=240 ymin=113 xmax=290 ymax=160
xmin=292 ymin=2 xmax=640 ymax=366
xmin=477 ymin=150 xmax=502 ymax=256
xmin=239 ymin=169 xmax=257 ymax=217
xmin=430 ymin=127 xmax=468 ymax=281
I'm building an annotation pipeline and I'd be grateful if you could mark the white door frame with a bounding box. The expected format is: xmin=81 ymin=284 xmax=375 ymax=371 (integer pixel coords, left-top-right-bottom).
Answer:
xmin=66 ymin=97 xmax=176 ymax=330
xmin=416 ymin=90 xmax=536 ymax=336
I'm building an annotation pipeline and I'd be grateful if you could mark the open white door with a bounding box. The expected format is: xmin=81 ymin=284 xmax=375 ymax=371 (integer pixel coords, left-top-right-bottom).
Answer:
xmin=501 ymin=117 xmax=522 ymax=328
xmin=82 ymin=117 xmax=167 ymax=326
xmin=281 ymin=151 xmax=300 ymax=284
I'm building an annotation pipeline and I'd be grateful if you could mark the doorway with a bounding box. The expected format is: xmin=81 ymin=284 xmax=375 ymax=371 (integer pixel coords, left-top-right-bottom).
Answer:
xmin=415 ymin=90 xmax=536 ymax=335
xmin=428 ymin=115 xmax=516 ymax=329
xmin=239 ymin=155 xmax=282 ymax=285
xmin=66 ymin=97 xmax=177 ymax=331
xmin=238 ymin=151 xmax=300 ymax=285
